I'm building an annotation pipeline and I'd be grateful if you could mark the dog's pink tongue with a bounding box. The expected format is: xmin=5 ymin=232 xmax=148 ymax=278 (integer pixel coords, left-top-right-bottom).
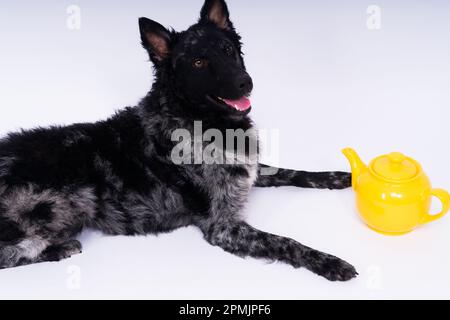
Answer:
xmin=223 ymin=97 xmax=251 ymax=111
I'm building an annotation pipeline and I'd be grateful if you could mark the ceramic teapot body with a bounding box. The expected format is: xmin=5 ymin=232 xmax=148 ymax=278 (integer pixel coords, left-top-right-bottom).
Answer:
xmin=343 ymin=148 xmax=449 ymax=235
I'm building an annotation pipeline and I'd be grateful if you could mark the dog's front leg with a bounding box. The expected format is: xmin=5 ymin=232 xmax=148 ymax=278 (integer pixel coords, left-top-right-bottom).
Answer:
xmin=198 ymin=218 xmax=357 ymax=281
xmin=255 ymin=164 xmax=351 ymax=190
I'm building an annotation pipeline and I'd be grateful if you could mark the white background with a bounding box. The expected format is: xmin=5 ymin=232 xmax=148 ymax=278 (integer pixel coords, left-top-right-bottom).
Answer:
xmin=0 ymin=0 xmax=449 ymax=299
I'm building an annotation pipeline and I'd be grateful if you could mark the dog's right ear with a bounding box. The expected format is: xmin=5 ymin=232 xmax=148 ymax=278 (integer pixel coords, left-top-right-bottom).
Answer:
xmin=139 ymin=17 xmax=172 ymax=64
xmin=200 ymin=0 xmax=232 ymax=30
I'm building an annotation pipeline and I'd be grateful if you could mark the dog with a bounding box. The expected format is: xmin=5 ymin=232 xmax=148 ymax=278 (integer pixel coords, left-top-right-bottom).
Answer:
xmin=0 ymin=0 xmax=357 ymax=281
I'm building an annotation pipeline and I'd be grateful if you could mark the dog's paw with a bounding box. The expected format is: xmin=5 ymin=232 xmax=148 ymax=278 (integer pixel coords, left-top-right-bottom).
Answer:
xmin=308 ymin=254 xmax=358 ymax=282
xmin=61 ymin=239 xmax=83 ymax=258
xmin=325 ymin=172 xmax=352 ymax=190
xmin=40 ymin=240 xmax=82 ymax=262
xmin=0 ymin=247 xmax=21 ymax=269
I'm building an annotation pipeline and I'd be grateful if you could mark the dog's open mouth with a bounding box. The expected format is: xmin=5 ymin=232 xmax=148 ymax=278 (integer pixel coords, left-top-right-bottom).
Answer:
xmin=208 ymin=95 xmax=252 ymax=112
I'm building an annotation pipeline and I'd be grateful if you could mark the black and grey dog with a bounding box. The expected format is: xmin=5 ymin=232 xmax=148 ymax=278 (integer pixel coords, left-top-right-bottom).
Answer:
xmin=0 ymin=0 xmax=357 ymax=281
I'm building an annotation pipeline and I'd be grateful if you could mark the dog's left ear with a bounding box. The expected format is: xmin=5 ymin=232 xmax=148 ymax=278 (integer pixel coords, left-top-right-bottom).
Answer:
xmin=200 ymin=0 xmax=232 ymax=30
xmin=139 ymin=17 xmax=172 ymax=64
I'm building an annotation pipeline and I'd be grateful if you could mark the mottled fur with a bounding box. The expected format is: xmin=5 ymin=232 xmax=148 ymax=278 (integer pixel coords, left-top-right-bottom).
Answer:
xmin=0 ymin=0 xmax=357 ymax=281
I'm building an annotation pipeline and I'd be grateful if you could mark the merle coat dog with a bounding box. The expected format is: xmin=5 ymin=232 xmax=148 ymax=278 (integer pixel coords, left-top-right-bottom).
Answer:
xmin=0 ymin=0 xmax=357 ymax=281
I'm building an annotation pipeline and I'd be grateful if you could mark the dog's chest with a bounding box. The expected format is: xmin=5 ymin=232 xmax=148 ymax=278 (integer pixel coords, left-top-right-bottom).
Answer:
xmin=201 ymin=163 xmax=258 ymax=215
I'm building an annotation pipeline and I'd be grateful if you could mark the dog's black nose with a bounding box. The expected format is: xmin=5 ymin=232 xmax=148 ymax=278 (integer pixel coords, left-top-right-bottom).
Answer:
xmin=237 ymin=74 xmax=253 ymax=94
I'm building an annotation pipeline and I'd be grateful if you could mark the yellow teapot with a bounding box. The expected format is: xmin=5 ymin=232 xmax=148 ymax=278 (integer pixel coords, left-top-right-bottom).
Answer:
xmin=342 ymin=148 xmax=449 ymax=235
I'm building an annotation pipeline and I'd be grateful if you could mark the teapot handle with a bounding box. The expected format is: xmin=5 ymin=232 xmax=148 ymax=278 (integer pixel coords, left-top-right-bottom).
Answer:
xmin=422 ymin=189 xmax=450 ymax=224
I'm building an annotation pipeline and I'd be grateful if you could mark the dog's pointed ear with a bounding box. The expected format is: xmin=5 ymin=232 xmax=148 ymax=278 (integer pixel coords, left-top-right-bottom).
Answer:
xmin=200 ymin=0 xmax=232 ymax=30
xmin=139 ymin=17 xmax=172 ymax=64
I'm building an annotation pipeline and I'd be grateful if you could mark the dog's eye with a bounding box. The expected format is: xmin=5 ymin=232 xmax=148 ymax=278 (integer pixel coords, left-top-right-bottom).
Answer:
xmin=224 ymin=45 xmax=234 ymax=56
xmin=192 ymin=58 xmax=208 ymax=68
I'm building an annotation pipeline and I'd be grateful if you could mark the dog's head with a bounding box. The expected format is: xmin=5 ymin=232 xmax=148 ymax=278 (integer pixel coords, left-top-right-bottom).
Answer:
xmin=139 ymin=0 xmax=253 ymax=115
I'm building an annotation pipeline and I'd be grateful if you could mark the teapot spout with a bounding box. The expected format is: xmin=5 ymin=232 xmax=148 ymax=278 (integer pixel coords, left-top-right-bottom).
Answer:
xmin=342 ymin=148 xmax=368 ymax=190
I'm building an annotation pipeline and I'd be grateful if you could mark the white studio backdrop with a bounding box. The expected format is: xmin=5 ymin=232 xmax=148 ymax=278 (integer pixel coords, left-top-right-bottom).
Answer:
xmin=0 ymin=0 xmax=449 ymax=299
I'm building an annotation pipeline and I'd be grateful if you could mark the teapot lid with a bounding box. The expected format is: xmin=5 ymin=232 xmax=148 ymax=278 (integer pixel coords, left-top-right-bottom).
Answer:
xmin=371 ymin=152 xmax=420 ymax=181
